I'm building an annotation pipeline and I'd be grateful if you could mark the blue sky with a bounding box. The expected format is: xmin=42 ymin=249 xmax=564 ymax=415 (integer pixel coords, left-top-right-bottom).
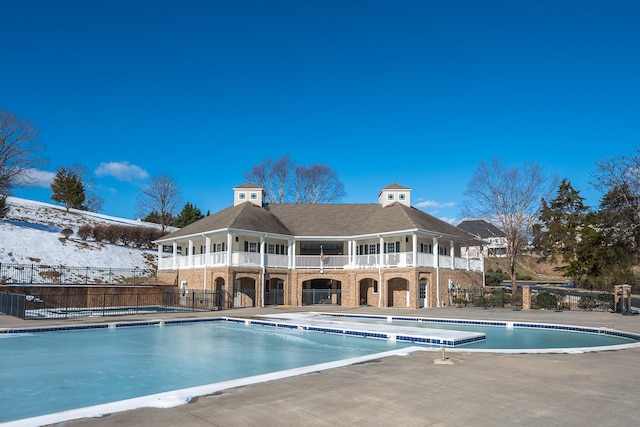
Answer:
xmin=2 ymin=0 xmax=639 ymax=223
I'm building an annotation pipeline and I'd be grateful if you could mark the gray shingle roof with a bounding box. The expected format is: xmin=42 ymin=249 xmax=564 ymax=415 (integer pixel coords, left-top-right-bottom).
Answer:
xmin=158 ymin=201 xmax=479 ymax=243
xmin=457 ymin=219 xmax=505 ymax=238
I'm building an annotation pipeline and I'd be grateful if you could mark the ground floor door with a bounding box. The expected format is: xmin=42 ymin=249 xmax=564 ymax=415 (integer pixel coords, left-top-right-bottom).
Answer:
xmin=419 ymin=280 xmax=427 ymax=308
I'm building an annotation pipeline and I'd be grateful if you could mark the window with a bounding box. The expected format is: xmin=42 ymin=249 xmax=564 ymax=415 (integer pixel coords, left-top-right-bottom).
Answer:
xmin=399 ymin=193 xmax=406 ymax=201
xmin=438 ymin=246 xmax=448 ymax=255
xmin=250 ymin=192 xmax=257 ymax=200
xmin=213 ymin=242 xmax=225 ymax=252
xmin=372 ymin=280 xmax=378 ymax=294
xmin=200 ymin=245 xmax=206 ymax=254
xmin=385 ymin=242 xmax=400 ymax=253
xmin=244 ymin=241 xmax=258 ymax=253
xmin=420 ymin=243 xmax=432 ymax=253
xmin=387 ymin=193 xmax=394 ymax=200
xmin=238 ymin=192 xmax=246 ymax=200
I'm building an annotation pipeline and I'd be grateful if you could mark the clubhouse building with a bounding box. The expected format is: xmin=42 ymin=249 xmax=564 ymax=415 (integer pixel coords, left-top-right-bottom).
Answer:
xmin=155 ymin=183 xmax=484 ymax=309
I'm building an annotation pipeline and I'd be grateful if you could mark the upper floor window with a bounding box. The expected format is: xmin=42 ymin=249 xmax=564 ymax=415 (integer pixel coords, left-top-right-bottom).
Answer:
xmin=244 ymin=241 xmax=258 ymax=253
xmin=387 ymin=194 xmax=394 ymax=200
xmin=385 ymin=242 xmax=400 ymax=253
xmin=238 ymin=192 xmax=246 ymax=200
xmin=420 ymin=243 xmax=432 ymax=253
xmin=213 ymin=242 xmax=225 ymax=252
xmin=250 ymin=192 xmax=257 ymax=200
xmin=399 ymin=193 xmax=406 ymax=201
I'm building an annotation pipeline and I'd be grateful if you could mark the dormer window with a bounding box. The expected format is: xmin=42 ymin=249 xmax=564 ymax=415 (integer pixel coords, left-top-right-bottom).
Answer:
xmin=388 ymin=194 xmax=394 ymax=200
xmin=250 ymin=192 xmax=257 ymax=200
xmin=399 ymin=193 xmax=406 ymax=201
xmin=239 ymin=193 xmax=246 ymax=200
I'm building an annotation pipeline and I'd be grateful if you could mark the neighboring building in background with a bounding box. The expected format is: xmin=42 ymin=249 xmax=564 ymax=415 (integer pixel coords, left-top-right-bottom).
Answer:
xmin=457 ymin=219 xmax=507 ymax=258
xmin=155 ymin=183 xmax=484 ymax=309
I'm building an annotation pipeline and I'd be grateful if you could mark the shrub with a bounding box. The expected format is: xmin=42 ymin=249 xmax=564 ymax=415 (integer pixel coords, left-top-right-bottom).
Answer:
xmin=77 ymin=224 xmax=93 ymax=240
xmin=61 ymin=228 xmax=73 ymax=239
xmin=485 ymin=272 xmax=504 ymax=286
xmin=92 ymin=225 xmax=105 ymax=242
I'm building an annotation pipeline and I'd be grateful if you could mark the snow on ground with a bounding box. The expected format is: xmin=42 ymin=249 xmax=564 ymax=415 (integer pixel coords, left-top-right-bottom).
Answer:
xmin=0 ymin=197 xmax=162 ymax=270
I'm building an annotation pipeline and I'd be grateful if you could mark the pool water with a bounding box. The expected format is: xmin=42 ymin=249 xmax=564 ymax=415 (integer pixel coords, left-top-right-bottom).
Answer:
xmin=1 ymin=315 xmax=638 ymax=424
xmin=0 ymin=321 xmax=411 ymax=423
xmin=322 ymin=315 xmax=636 ymax=349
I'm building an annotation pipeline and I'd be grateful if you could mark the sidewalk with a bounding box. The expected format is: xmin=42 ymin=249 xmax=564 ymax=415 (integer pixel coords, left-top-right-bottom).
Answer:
xmin=3 ymin=307 xmax=640 ymax=427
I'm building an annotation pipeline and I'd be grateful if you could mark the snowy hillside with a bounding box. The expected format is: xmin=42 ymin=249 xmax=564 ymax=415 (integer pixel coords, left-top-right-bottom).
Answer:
xmin=0 ymin=197 xmax=163 ymax=270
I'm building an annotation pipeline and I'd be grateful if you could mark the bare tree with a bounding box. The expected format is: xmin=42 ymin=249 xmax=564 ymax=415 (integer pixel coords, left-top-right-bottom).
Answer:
xmin=0 ymin=109 xmax=45 ymax=195
xmin=243 ymin=155 xmax=293 ymax=203
xmin=464 ymin=158 xmax=556 ymax=293
xmin=294 ymin=163 xmax=345 ymax=203
xmin=136 ymin=174 xmax=181 ymax=232
xmin=244 ymin=155 xmax=345 ymax=204
xmin=592 ymin=147 xmax=640 ymax=237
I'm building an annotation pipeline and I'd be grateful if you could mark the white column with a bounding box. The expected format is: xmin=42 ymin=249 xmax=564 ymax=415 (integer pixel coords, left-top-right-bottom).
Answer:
xmin=205 ymin=236 xmax=211 ymax=265
xmin=450 ymin=240 xmax=455 ymax=270
xmin=348 ymin=240 xmax=353 ymax=266
xmin=466 ymin=244 xmax=470 ymax=271
xmin=433 ymin=237 xmax=440 ymax=307
xmin=291 ymin=240 xmax=297 ymax=269
xmin=157 ymin=244 xmax=163 ymax=269
xmin=227 ymin=233 xmax=233 ymax=266
xmin=412 ymin=234 xmax=418 ymax=267
xmin=379 ymin=236 xmax=385 ymax=267
xmin=260 ymin=236 xmax=265 ymax=268
xmin=188 ymin=240 xmax=194 ymax=267
xmin=172 ymin=242 xmax=177 ymax=270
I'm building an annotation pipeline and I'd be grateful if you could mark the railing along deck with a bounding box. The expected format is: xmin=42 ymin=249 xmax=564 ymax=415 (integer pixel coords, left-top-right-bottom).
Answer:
xmin=159 ymin=251 xmax=482 ymax=272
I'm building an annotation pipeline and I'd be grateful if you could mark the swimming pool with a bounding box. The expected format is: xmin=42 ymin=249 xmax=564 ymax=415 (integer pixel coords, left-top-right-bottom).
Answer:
xmin=2 ymin=313 xmax=638 ymax=425
xmin=0 ymin=319 xmax=414 ymax=424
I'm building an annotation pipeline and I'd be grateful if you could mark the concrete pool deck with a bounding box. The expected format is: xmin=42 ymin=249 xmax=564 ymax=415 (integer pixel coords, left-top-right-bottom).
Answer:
xmin=2 ymin=306 xmax=640 ymax=426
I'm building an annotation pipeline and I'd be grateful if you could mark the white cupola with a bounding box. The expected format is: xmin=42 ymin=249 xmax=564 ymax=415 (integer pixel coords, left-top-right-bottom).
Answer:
xmin=233 ymin=183 xmax=264 ymax=207
xmin=378 ymin=183 xmax=411 ymax=207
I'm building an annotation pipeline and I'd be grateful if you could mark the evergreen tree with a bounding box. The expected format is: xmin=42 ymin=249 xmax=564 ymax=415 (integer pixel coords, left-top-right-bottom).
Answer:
xmin=532 ymin=179 xmax=590 ymax=284
xmin=50 ymin=166 xmax=85 ymax=211
xmin=172 ymin=202 xmax=204 ymax=228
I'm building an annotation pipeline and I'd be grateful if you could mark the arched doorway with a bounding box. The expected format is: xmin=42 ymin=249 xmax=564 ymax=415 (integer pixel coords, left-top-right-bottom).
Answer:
xmin=214 ymin=277 xmax=226 ymax=309
xmin=233 ymin=277 xmax=257 ymax=307
xmin=265 ymin=278 xmax=284 ymax=306
xmin=358 ymin=278 xmax=379 ymax=306
xmin=302 ymin=278 xmax=342 ymax=305
xmin=387 ymin=278 xmax=409 ymax=307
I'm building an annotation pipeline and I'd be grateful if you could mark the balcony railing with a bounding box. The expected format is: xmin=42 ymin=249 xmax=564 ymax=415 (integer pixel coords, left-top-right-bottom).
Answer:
xmin=159 ymin=250 xmax=482 ymax=272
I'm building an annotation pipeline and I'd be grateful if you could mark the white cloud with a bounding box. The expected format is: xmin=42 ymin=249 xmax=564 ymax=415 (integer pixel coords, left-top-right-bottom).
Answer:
xmin=95 ymin=161 xmax=149 ymax=182
xmin=18 ymin=168 xmax=56 ymax=188
xmin=414 ymin=200 xmax=457 ymax=209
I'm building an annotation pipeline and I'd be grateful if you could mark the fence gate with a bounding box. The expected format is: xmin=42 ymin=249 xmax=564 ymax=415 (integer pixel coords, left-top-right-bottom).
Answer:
xmin=0 ymin=292 xmax=26 ymax=319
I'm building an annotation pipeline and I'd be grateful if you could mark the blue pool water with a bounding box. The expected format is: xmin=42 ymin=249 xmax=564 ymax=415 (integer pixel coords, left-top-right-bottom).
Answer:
xmin=0 ymin=321 xmax=411 ymax=423
xmin=320 ymin=314 xmax=636 ymax=349
xmin=1 ymin=315 xmax=638 ymax=424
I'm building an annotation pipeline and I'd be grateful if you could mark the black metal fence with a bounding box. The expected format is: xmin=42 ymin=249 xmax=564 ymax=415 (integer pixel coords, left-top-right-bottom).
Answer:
xmin=302 ymin=289 xmax=342 ymax=305
xmin=0 ymin=263 xmax=157 ymax=285
xmin=472 ymin=287 xmax=616 ymax=311
xmin=0 ymin=290 xmax=226 ymax=320
xmin=530 ymin=289 xmax=614 ymax=311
